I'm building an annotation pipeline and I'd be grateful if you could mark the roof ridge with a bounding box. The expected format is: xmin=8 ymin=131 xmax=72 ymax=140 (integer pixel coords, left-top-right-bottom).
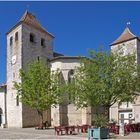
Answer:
xmin=111 ymin=27 xmax=137 ymax=46
xmin=7 ymin=10 xmax=54 ymax=38
xmin=20 ymin=10 xmax=36 ymax=21
xmin=127 ymin=27 xmax=136 ymax=37
xmin=21 ymin=11 xmax=54 ymax=38
xmin=20 ymin=10 xmax=28 ymax=21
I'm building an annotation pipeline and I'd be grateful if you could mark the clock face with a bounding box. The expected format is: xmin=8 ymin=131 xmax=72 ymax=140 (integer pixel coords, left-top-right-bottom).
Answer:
xmin=11 ymin=55 xmax=16 ymax=64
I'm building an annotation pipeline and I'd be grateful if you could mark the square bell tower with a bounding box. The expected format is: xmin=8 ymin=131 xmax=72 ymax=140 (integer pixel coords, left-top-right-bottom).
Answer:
xmin=6 ymin=11 xmax=54 ymax=127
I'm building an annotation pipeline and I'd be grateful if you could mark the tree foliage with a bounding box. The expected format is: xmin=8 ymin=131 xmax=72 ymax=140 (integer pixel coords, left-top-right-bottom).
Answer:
xmin=13 ymin=60 xmax=62 ymax=127
xmin=65 ymin=50 xmax=140 ymax=109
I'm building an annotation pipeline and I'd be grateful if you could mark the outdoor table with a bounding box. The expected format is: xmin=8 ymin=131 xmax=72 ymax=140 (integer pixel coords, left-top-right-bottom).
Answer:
xmin=74 ymin=125 xmax=81 ymax=133
xmin=55 ymin=126 xmax=78 ymax=135
xmin=65 ymin=126 xmax=75 ymax=135
xmin=55 ymin=126 xmax=66 ymax=135
xmin=55 ymin=125 xmax=93 ymax=135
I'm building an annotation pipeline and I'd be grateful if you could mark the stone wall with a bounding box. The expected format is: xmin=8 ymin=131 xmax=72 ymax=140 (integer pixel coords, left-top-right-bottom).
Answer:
xmin=110 ymin=103 xmax=118 ymax=122
xmin=6 ymin=21 xmax=54 ymax=128
xmin=67 ymin=104 xmax=82 ymax=125
xmin=0 ymin=87 xmax=6 ymax=127
xmin=110 ymin=38 xmax=139 ymax=123
xmin=21 ymin=23 xmax=54 ymax=127
xmin=50 ymin=58 xmax=93 ymax=126
xmin=7 ymin=25 xmax=23 ymax=127
xmin=111 ymin=39 xmax=137 ymax=55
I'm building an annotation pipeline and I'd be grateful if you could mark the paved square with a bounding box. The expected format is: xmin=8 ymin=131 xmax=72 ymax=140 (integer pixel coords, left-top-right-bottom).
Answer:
xmin=0 ymin=128 xmax=87 ymax=139
xmin=0 ymin=128 xmax=140 ymax=139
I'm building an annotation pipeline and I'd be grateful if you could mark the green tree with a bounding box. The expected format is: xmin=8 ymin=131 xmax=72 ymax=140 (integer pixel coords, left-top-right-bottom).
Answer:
xmin=65 ymin=50 xmax=140 ymax=118
xmin=13 ymin=60 xmax=62 ymax=128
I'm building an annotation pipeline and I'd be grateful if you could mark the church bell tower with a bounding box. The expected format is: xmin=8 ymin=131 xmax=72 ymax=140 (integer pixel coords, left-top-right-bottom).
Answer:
xmin=6 ymin=11 xmax=54 ymax=127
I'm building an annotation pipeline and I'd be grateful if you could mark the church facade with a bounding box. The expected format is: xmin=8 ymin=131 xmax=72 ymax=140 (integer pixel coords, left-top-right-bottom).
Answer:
xmin=1 ymin=11 xmax=140 ymax=128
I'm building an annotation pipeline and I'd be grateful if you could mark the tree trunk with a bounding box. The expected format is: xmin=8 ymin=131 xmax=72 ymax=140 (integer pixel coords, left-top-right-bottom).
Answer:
xmin=104 ymin=105 xmax=110 ymax=121
xmin=37 ymin=110 xmax=44 ymax=129
xmin=94 ymin=106 xmax=99 ymax=115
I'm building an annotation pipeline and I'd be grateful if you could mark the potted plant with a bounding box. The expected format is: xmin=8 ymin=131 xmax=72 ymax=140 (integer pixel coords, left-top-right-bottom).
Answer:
xmin=88 ymin=114 xmax=109 ymax=139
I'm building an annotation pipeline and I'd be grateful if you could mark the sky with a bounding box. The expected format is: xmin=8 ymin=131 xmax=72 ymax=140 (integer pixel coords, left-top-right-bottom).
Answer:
xmin=1 ymin=1 xmax=140 ymax=84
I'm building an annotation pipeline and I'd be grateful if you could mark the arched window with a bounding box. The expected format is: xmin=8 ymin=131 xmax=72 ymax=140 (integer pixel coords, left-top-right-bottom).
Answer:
xmin=30 ymin=33 xmax=35 ymax=43
xmin=68 ymin=69 xmax=74 ymax=83
xmin=10 ymin=36 xmax=13 ymax=46
xmin=68 ymin=70 xmax=75 ymax=103
xmin=58 ymin=72 xmax=64 ymax=84
xmin=37 ymin=56 xmax=40 ymax=61
xmin=16 ymin=95 xmax=19 ymax=106
xmin=41 ymin=38 xmax=45 ymax=47
xmin=15 ymin=32 xmax=18 ymax=41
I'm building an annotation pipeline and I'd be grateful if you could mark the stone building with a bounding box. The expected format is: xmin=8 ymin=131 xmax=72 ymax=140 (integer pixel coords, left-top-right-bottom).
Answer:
xmin=6 ymin=11 xmax=55 ymax=128
xmin=110 ymin=27 xmax=140 ymax=124
xmin=1 ymin=11 xmax=140 ymax=128
xmin=0 ymin=11 xmax=94 ymax=128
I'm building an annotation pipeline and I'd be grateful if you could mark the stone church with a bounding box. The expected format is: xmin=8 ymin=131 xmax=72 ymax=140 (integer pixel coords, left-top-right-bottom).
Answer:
xmin=1 ymin=11 xmax=140 ymax=128
xmin=0 ymin=11 xmax=93 ymax=128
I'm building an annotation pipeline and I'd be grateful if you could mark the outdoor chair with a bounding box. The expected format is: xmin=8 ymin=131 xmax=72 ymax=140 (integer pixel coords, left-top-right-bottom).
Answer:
xmin=54 ymin=126 xmax=62 ymax=135
xmin=65 ymin=126 xmax=76 ymax=135
xmin=55 ymin=126 xmax=67 ymax=135
xmin=109 ymin=124 xmax=119 ymax=134
xmin=137 ymin=123 xmax=140 ymax=132
xmin=81 ymin=125 xmax=91 ymax=133
xmin=124 ymin=124 xmax=130 ymax=135
xmin=130 ymin=124 xmax=137 ymax=132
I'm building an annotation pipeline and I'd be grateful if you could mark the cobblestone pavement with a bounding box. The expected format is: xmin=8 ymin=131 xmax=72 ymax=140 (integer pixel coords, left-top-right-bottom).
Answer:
xmin=0 ymin=128 xmax=140 ymax=139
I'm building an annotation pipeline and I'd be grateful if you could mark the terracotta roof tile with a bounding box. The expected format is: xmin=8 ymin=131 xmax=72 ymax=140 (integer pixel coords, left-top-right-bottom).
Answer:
xmin=111 ymin=27 xmax=137 ymax=45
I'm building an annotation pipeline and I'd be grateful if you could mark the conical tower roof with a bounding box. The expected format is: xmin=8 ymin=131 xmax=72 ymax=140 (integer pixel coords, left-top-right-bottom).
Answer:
xmin=7 ymin=11 xmax=54 ymax=38
xmin=111 ymin=27 xmax=137 ymax=46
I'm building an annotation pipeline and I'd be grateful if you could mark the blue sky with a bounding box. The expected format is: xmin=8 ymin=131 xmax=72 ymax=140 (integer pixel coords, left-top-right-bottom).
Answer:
xmin=1 ymin=1 xmax=140 ymax=84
